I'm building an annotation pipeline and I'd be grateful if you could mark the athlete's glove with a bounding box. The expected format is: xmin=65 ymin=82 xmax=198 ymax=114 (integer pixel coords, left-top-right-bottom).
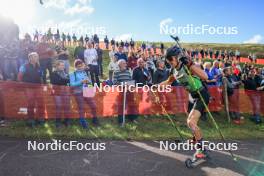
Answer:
xmin=179 ymin=56 xmax=193 ymax=68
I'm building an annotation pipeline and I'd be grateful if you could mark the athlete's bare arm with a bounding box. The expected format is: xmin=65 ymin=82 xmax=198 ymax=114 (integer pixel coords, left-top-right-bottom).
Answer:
xmin=189 ymin=65 xmax=208 ymax=81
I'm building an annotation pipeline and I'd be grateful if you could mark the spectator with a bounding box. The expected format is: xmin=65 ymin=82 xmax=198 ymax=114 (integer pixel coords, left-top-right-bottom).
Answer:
xmin=120 ymin=40 xmax=124 ymax=47
xmin=95 ymin=44 xmax=103 ymax=77
xmin=93 ymin=34 xmax=99 ymax=44
xmin=203 ymin=62 xmax=216 ymax=86
xmin=85 ymin=35 xmax=89 ymax=44
xmin=200 ymin=48 xmax=204 ymax=58
xmin=108 ymin=55 xmax=119 ymax=83
xmin=222 ymin=67 xmax=243 ymax=124
xmin=61 ymin=33 xmax=66 ymax=46
xmin=114 ymin=46 xmax=127 ymax=62
xmin=50 ymin=60 xmax=70 ymax=128
xmin=67 ymin=33 xmax=71 ymax=46
xmin=74 ymin=41 xmax=85 ymax=62
xmin=132 ymin=58 xmax=151 ymax=86
xmin=127 ymin=51 xmax=138 ymax=70
xmin=55 ymin=41 xmax=70 ymax=73
xmin=209 ymin=48 xmax=213 ymax=59
xmin=109 ymin=45 xmax=116 ymax=61
xmin=144 ymin=54 xmax=156 ymax=79
xmin=160 ymin=43 xmax=164 ymax=54
xmin=242 ymin=69 xmax=262 ymax=124
xmin=3 ymin=40 xmax=19 ymax=80
xmin=104 ymin=35 xmax=109 ymax=49
xmin=113 ymin=59 xmax=137 ymax=124
xmin=211 ymin=61 xmax=222 ymax=86
xmin=153 ymin=60 xmax=169 ymax=84
xmin=84 ymin=42 xmax=100 ymax=86
xmin=110 ymin=38 xmax=115 ymax=48
xmin=141 ymin=42 xmax=146 ymax=52
xmin=130 ymin=38 xmax=135 ymax=50
xmin=72 ymin=34 xmax=77 ymax=45
xmin=17 ymin=52 xmax=45 ymax=127
xmin=235 ymin=49 xmax=240 ymax=61
xmin=124 ymin=41 xmax=129 ymax=53
xmin=35 ymin=36 xmax=55 ymax=84
xmin=69 ymin=59 xmax=99 ymax=128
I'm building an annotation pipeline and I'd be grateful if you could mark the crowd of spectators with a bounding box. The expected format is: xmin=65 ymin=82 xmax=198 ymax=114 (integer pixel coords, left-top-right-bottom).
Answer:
xmin=0 ymin=21 xmax=264 ymax=128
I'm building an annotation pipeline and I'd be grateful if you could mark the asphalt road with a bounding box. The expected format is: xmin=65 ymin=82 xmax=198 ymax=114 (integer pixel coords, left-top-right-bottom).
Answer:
xmin=0 ymin=137 xmax=263 ymax=176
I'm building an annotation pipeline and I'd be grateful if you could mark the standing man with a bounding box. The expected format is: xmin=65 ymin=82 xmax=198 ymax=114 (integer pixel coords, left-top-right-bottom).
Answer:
xmin=104 ymin=35 xmax=109 ymax=49
xmin=35 ymin=36 xmax=55 ymax=84
xmin=95 ymin=44 xmax=103 ymax=77
xmin=84 ymin=42 xmax=100 ymax=86
xmin=74 ymin=41 xmax=85 ymax=62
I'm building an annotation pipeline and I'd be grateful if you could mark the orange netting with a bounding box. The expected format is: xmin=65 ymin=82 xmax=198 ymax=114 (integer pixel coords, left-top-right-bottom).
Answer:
xmin=0 ymin=81 xmax=263 ymax=119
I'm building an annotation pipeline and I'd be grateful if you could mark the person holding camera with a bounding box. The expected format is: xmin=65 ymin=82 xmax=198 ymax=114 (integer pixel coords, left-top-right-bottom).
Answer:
xmin=69 ymin=59 xmax=99 ymax=129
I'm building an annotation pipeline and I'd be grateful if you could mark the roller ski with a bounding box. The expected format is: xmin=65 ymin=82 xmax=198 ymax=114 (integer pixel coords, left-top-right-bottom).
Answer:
xmin=185 ymin=149 xmax=211 ymax=168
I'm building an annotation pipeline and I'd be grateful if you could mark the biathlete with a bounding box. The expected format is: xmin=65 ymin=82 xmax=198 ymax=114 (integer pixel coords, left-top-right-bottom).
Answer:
xmin=160 ymin=45 xmax=210 ymax=162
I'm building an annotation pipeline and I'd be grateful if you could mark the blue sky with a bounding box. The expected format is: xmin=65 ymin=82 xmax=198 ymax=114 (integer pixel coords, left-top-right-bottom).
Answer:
xmin=1 ymin=0 xmax=263 ymax=43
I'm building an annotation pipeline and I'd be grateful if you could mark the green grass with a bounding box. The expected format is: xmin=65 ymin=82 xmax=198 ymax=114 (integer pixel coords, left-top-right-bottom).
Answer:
xmin=1 ymin=112 xmax=264 ymax=140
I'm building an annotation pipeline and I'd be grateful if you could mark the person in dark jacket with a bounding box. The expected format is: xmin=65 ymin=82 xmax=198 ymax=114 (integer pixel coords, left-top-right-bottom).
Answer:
xmin=222 ymin=67 xmax=243 ymax=124
xmin=132 ymin=58 xmax=151 ymax=86
xmin=50 ymin=60 xmax=70 ymax=128
xmin=95 ymin=44 xmax=103 ymax=77
xmin=153 ymin=60 xmax=169 ymax=84
xmin=17 ymin=52 xmax=45 ymax=127
xmin=242 ymin=69 xmax=262 ymax=124
xmin=74 ymin=41 xmax=85 ymax=62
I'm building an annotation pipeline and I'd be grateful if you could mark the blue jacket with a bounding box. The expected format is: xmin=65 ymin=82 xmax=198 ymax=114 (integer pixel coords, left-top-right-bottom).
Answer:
xmin=69 ymin=70 xmax=91 ymax=93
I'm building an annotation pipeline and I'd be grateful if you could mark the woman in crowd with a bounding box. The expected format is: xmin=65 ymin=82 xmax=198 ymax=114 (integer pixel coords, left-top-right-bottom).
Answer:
xmin=203 ymin=62 xmax=216 ymax=86
xmin=17 ymin=52 xmax=45 ymax=127
xmin=70 ymin=59 xmax=99 ymax=129
xmin=50 ymin=60 xmax=70 ymax=128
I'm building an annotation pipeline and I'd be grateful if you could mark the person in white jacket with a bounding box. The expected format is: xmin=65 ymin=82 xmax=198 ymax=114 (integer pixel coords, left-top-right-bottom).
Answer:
xmin=84 ymin=42 xmax=100 ymax=85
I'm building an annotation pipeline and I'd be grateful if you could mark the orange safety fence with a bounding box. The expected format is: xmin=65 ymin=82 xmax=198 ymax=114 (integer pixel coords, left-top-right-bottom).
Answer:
xmin=0 ymin=81 xmax=263 ymax=119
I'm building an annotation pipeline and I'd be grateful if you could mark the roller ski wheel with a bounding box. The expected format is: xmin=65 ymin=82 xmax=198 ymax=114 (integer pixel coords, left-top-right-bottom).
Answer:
xmin=185 ymin=150 xmax=211 ymax=168
xmin=185 ymin=158 xmax=194 ymax=168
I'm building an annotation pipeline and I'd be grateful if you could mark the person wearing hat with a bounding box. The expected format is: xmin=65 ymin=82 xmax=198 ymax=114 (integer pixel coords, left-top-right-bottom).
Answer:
xmin=160 ymin=46 xmax=209 ymax=159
